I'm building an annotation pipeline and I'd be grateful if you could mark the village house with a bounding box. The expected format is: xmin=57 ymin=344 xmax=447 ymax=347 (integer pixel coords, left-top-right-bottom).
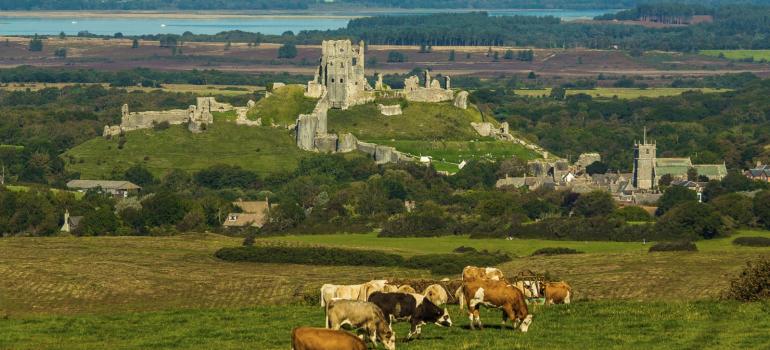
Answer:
xmin=223 ymin=199 xmax=271 ymax=228
xmin=66 ymin=180 xmax=141 ymax=198
xmin=745 ymin=164 xmax=770 ymax=183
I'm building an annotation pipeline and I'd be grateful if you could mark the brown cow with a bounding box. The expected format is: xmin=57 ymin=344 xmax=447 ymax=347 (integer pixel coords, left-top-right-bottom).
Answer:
xmin=325 ymin=299 xmax=396 ymax=350
xmin=540 ymin=281 xmax=572 ymax=305
xmin=462 ymin=279 xmax=533 ymax=332
xmin=462 ymin=266 xmax=505 ymax=282
xmin=291 ymin=327 xmax=367 ymax=350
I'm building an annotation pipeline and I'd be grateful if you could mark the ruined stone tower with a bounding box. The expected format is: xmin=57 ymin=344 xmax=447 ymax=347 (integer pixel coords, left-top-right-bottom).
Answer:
xmin=632 ymin=127 xmax=656 ymax=190
xmin=312 ymin=40 xmax=367 ymax=109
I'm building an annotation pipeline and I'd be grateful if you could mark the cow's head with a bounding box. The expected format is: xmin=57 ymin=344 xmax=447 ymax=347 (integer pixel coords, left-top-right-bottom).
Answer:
xmin=420 ymin=299 xmax=452 ymax=327
xmin=379 ymin=325 xmax=396 ymax=350
xmin=523 ymin=280 xmax=540 ymax=298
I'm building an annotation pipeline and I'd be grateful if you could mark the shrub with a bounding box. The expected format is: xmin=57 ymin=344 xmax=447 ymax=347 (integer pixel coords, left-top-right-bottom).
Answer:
xmin=475 ymin=216 xmax=658 ymax=242
xmin=531 ymin=247 xmax=583 ymax=256
xmin=611 ymin=206 xmax=652 ymax=222
xmin=387 ymin=51 xmax=407 ymax=63
xmin=724 ymin=259 xmax=770 ymax=301
xmin=573 ymin=190 xmax=616 ymax=217
xmin=654 ymin=202 xmax=728 ymax=240
xmin=648 ymin=241 xmax=697 ymax=252
xmin=215 ymin=246 xmax=404 ymax=267
xmin=453 ymin=246 xmax=477 ymax=253
xmin=153 ymin=121 xmax=170 ymax=130
xmin=733 ymin=237 xmax=770 ymax=247
xmin=277 ymin=43 xmax=297 ymax=58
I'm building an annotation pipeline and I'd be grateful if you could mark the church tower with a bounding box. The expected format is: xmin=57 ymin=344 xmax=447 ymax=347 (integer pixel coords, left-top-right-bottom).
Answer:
xmin=632 ymin=127 xmax=656 ymax=190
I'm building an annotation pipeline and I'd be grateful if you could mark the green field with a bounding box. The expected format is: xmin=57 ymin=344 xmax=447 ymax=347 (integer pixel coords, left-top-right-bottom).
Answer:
xmin=2 ymin=301 xmax=768 ymax=350
xmin=514 ymin=87 xmax=726 ymax=99
xmin=63 ymin=121 xmax=308 ymax=178
xmin=700 ymin=50 xmax=770 ymax=62
xmin=270 ymin=230 xmax=770 ymax=257
xmin=246 ymin=85 xmax=317 ymax=126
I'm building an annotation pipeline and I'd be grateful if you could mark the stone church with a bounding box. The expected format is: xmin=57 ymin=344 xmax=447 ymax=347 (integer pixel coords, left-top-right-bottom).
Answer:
xmin=632 ymin=128 xmax=727 ymax=190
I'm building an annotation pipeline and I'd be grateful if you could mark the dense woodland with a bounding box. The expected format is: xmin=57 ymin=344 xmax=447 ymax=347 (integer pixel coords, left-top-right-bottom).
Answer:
xmin=100 ymin=4 xmax=770 ymax=51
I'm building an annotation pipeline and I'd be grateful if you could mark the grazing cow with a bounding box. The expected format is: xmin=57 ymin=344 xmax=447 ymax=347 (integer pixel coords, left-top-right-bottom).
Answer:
xmin=383 ymin=284 xmax=399 ymax=293
xmin=539 ymin=281 xmax=572 ymax=305
xmin=368 ymin=292 xmax=452 ymax=339
xmin=291 ymin=327 xmax=367 ymax=350
xmin=512 ymin=280 xmax=540 ymax=299
xmin=320 ymin=280 xmax=390 ymax=306
xmin=462 ymin=266 xmax=505 ymax=282
xmin=397 ymin=285 xmax=416 ymax=294
xmin=325 ymin=300 xmax=396 ymax=350
xmin=461 ymin=279 xmax=532 ymax=332
xmin=423 ymin=284 xmax=448 ymax=306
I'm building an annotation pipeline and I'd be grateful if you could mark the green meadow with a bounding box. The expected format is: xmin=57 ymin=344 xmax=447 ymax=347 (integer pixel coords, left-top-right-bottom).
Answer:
xmin=514 ymin=87 xmax=725 ymax=99
xmin=700 ymin=50 xmax=770 ymax=62
xmin=2 ymin=302 xmax=768 ymax=350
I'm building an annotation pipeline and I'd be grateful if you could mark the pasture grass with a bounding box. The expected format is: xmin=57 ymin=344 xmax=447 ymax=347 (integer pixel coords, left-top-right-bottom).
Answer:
xmin=700 ymin=50 xmax=770 ymax=62
xmin=514 ymin=87 xmax=726 ymax=99
xmin=1 ymin=232 xmax=768 ymax=318
xmin=1 ymin=301 xmax=768 ymax=350
xmin=4 ymin=185 xmax=85 ymax=199
xmin=63 ymin=122 xmax=308 ymax=178
xmin=245 ymin=84 xmax=317 ymax=126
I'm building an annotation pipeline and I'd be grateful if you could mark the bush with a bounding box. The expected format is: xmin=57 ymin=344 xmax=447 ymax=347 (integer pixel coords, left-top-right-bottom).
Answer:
xmin=733 ymin=237 xmax=770 ymax=247
xmin=611 ymin=206 xmax=652 ymax=222
xmin=648 ymin=241 xmax=697 ymax=252
xmin=453 ymin=246 xmax=477 ymax=253
xmin=473 ymin=216 xmax=657 ymax=242
xmin=215 ymin=246 xmax=404 ymax=267
xmin=654 ymin=202 xmax=728 ymax=240
xmin=387 ymin=51 xmax=407 ymax=63
xmin=532 ymin=247 xmax=583 ymax=256
xmin=153 ymin=121 xmax=170 ymax=130
xmin=724 ymin=259 xmax=770 ymax=301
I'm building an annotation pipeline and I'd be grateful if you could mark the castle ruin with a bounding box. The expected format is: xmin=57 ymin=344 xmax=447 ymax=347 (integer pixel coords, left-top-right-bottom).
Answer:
xmin=103 ymin=97 xmax=235 ymax=137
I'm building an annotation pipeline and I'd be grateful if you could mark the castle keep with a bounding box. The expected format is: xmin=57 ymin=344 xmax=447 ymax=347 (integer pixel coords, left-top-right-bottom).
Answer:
xmin=306 ymin=40 xmax=370 ymax=109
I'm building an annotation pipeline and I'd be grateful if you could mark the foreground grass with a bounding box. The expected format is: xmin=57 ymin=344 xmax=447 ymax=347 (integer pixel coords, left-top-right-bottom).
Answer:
xmin=514 ymin=87 xmax=726 ymax=99
xmin=700 ymin=50 xmax=770 ymax=62
xmin=63 ymin=122 xmax=308 ymax=178
xmin=245 ymin=84 xmax=317 ymax=126
xmin=2 ymin=301 xmax=768 ymax=349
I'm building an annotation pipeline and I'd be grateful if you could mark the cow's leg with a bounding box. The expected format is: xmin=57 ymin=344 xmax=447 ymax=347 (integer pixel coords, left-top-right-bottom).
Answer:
xmin=468 ymin=307 xmax=476 ymax=330
xmin=474 ymin=309 xmax=483 ymax=330
xmin=504 ymin=305 xmax=519 ymax=330
xmin=368 ymin=325 xmax=378 ymax=347
xmin=565 ymin=291 xmax=571 ymax=304
xmin=519 ymin=314 xmax=533 ymax=332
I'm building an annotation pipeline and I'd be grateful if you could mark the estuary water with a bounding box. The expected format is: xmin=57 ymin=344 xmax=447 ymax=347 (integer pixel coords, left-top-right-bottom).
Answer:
xmin=0 ymin=9 xmax=618 ymax=36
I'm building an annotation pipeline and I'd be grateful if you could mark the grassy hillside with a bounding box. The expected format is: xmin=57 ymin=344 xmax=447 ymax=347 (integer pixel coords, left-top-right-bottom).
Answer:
xmin=328 ymin=101 xmax=485 ymax=141
xmin=245 ymin=85 xmax=317 ymax=127
xmin=64 ymin=121 xmax=307 ymax=178
xmin=2 ymin=301 xmax=768 ymax=350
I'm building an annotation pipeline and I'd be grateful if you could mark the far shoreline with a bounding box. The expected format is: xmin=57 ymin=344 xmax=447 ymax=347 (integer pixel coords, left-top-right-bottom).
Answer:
xmin=0 ymin=8 xmax=622 ymax=20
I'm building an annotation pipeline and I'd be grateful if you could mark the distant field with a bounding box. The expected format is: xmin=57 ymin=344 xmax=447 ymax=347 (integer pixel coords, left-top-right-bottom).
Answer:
xmin=1 ymin=232 xmax=768 ymax=319
xmin=63 ymin=122 xmax=307 ymax=178
xmin=514 ymin=87 xmax=727 ymax=99
xmin=271 ymin=230 xmax=770 ymax=257
xmin=700 ymin=50 xmax=770 ymax=62
xmin=246 ymin=84 xmax=316 ymax=126
xmin=2 ymin=301 xmax=769 ymax=350
xmin=0 ymin=82 xmax=263 ymax=96
xmin=5 ymin=185 xmax=85 ymax=199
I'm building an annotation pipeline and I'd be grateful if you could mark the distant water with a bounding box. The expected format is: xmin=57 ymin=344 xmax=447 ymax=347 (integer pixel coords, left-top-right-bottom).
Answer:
xmin=0 ymin=9 xmax=618 ymax=36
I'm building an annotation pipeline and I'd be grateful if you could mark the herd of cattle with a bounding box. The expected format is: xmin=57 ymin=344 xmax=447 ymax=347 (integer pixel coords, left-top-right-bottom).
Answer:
xmin=291 ymin=266 xmax=572 ymax=350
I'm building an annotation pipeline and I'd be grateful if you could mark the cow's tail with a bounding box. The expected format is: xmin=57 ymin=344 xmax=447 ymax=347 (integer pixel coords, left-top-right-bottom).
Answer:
xmin=320 ymin=287 xmax=325 ymax=307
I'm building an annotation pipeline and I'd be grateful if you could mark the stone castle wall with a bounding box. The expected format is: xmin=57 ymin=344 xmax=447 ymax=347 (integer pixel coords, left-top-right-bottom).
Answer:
xmin=104 ymin=97 xmax=234 ymax=137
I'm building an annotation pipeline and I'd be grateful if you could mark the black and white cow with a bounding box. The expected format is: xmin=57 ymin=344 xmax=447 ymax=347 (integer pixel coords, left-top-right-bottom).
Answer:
xmin=367 ymin=292 xmax=452 ymax=340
